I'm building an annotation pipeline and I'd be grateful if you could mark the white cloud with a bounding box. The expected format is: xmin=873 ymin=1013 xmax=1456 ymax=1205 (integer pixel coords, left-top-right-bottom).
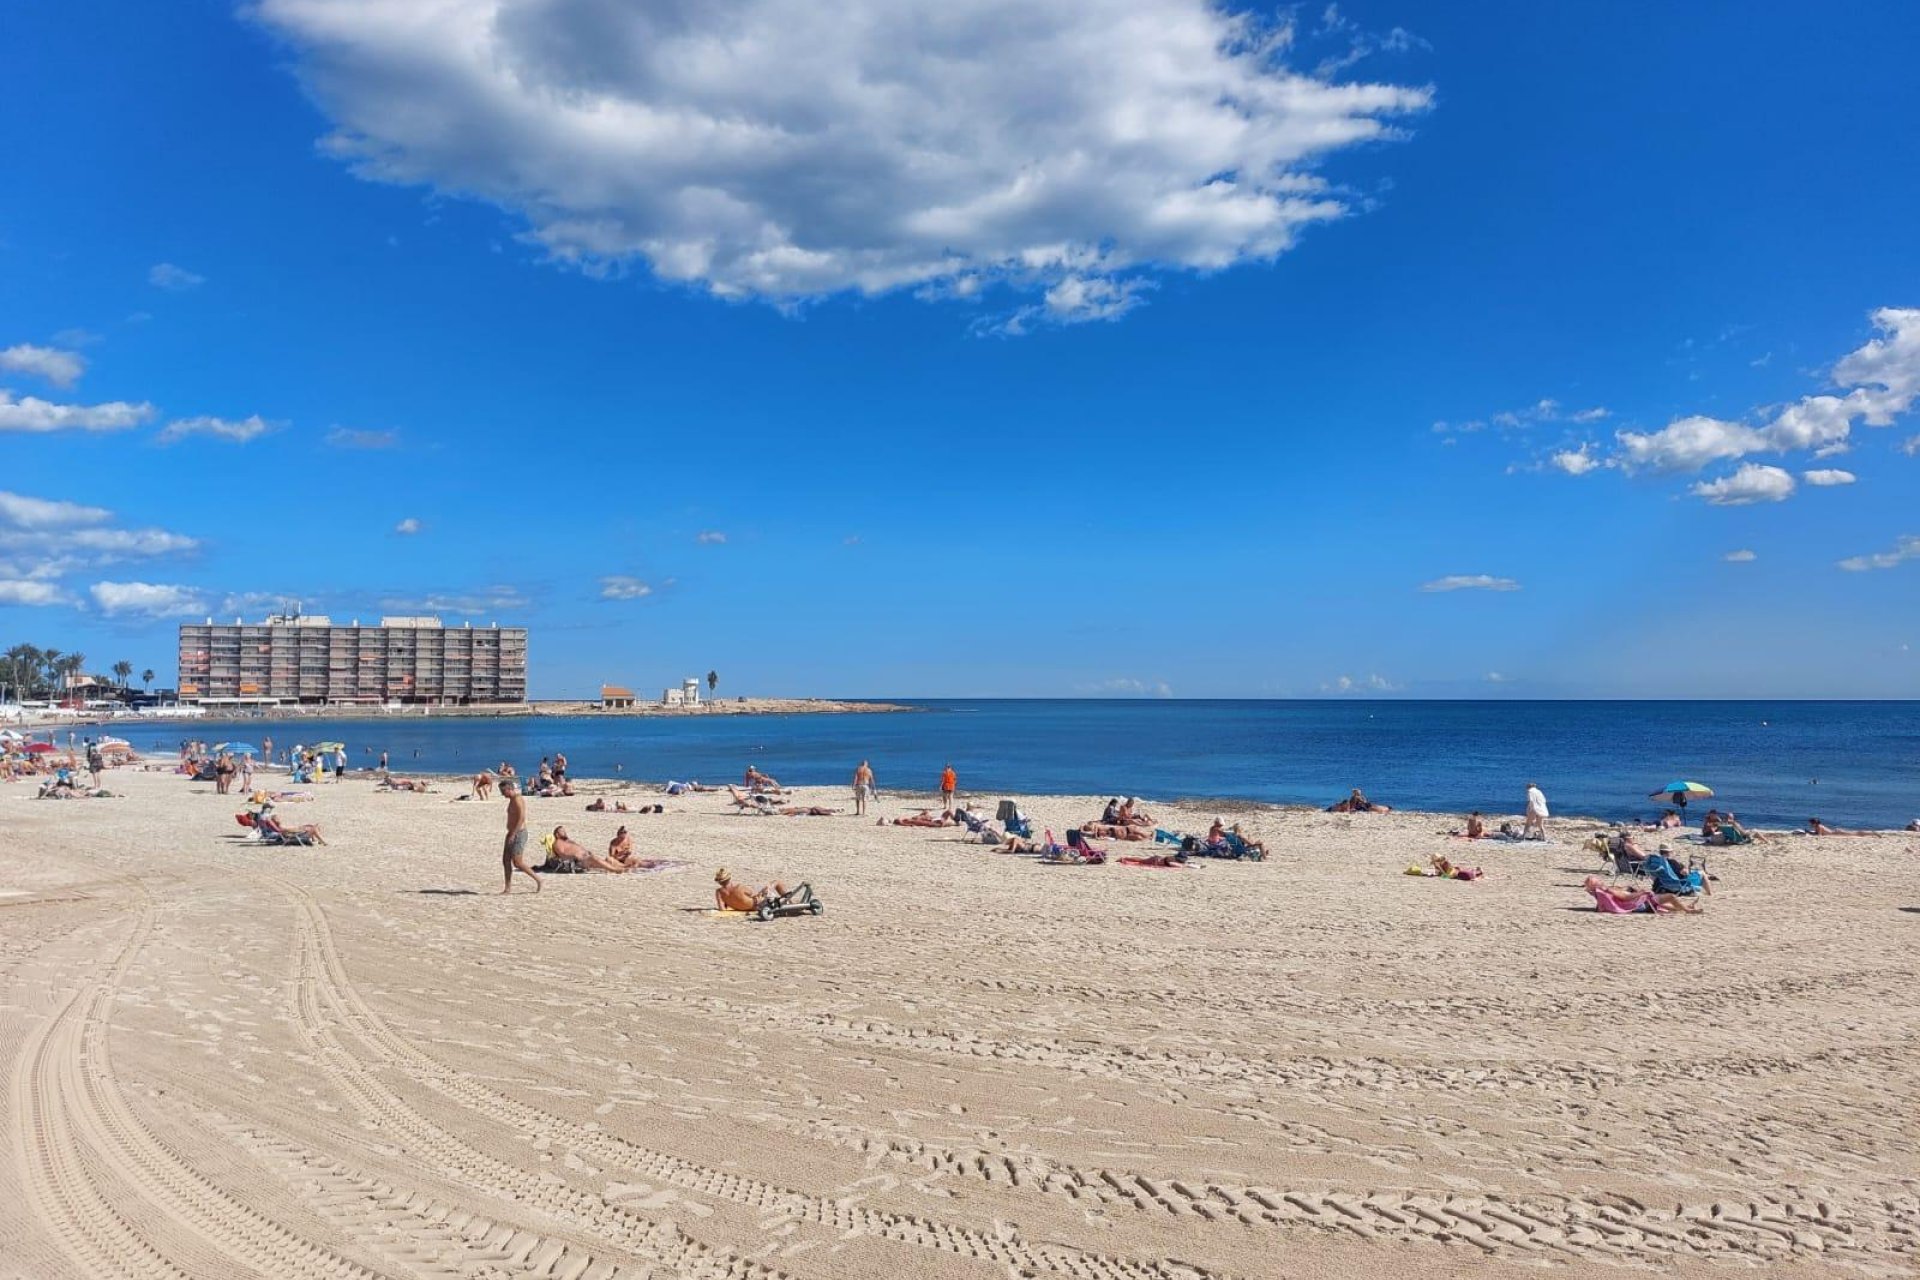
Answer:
xmin=1837 ymin=535 xmax=1920 ymax=572
xmin=598 ymin=575 xmax=653 ymax=600
xmin=1420 ymin=574 xmax=1521 ymax=593
xmin=158 ymin=414 xmax=274 ymax=445
xmin=1080 ymin=676 xmax=1173 ymax=697
xmin=0 ymin=580 xmax=71 ymax=606
xmin=1803 ymin=468 xmax=1856 ymax=487
xmin=89 ymin=581 xmax=210 ymax=618
xmin=1690 ymin=463 xmax=1795 ymax=506
xmin=256 ymin=0 xmax=1430 ymax=323
xmin=1549 ymin=443 xmax=1603 ymax=475
xmin=1902 ymin=435 xmax=1920 ymax=456
xmin=394 ymin=517 xmax=422 ymax=535
xmin=695 ymin=530 xmax=727 ymax=545
xmin=1323 ymin=672 xmax=1399 ymax=693
xmin=0 ymin=491 xmax=112 ymax=530
xmin=325 ymin=426 xmax=399 ymax=449
xmin=380 ymin=585 xmax=529 ymax=616
xmin=1570 ymin=407 xmax=1609 ymax=423
xmin=148 ymin=262 xmax=205 ymax=290
xmin=0 ymin=493 xmax=198 ymax=585
xmin=0 ymin=343 xmax=86 ymax=387
xmin=1616 ymin=309 xmax=1920 ymax=473
xmin=1723 ymin=549 xmax=1757 ymax=563
xmin=1484 ymin=671 xmax=1507 ymax=683
xmin=0 ymin=390 xmax=155 ymax=434
xmin=1616 ymin=415 xmax=1767 ymax=472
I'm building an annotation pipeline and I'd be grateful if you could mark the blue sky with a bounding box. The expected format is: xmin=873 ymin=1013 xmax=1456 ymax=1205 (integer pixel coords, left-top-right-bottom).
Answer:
xmin=3 ymin=0 xmax=1917 ymax=698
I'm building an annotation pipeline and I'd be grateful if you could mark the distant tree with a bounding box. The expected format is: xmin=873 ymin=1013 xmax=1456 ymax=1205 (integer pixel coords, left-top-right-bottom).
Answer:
xmin=142 ymin=668 xmax=155 ymax=690
xmin=4 ymin=644 xmax=39 ymax=699
xmin=113 ymin=660 xmax=134 ymax=691
xmin=40 ymin=648 xmax=62 ymax=696
xmin=706 ymin=670 xmax=718 ymax=703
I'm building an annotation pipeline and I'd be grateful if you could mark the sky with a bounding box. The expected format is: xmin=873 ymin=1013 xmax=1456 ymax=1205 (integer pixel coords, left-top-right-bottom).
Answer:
xmin=3 ymin=0 xmax=1918 ymax=699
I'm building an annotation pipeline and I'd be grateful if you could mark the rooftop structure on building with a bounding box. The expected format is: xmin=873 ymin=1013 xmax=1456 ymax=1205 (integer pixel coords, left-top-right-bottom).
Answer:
xmin=177 ymin=611 xmax=527 ymax=706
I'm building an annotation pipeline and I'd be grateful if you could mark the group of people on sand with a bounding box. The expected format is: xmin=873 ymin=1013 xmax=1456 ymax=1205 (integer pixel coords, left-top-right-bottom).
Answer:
xmin=1078 ymin=796 xmax=1157 ymax=839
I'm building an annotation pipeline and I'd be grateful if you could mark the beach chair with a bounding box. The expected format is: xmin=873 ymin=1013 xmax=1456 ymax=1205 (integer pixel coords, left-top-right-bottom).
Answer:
xmin=995 ymin=800 xmax=1032 ymax=838
xmin=1223 ymin=831 xmax=1264 ymax=861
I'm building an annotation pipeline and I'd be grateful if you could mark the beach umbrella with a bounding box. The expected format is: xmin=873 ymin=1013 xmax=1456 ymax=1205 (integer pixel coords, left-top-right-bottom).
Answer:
xmin=311 ymin=741 xmax=346 ymax=752
xmin=215 ymin=742 xmax=259 ymax=756
xmin=24 ymin=742 xmax=56 ymax=754
xmin=1649 ymin=779 xmax=1713 ymax=807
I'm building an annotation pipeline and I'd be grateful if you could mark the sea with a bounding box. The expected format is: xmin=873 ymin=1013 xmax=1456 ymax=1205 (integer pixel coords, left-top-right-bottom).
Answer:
xmin=130 ymin=699 xmax=1919 ymax=830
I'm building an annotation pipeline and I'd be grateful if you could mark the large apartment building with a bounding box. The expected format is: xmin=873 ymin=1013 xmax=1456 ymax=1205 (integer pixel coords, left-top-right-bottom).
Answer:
xmin=177 ymin=613 xmax=528 ymax=706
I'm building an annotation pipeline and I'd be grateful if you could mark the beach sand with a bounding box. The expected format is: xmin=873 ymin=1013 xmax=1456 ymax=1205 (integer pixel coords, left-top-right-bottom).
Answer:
xmin=1 ymin=768 xmax=1915 ymax=1278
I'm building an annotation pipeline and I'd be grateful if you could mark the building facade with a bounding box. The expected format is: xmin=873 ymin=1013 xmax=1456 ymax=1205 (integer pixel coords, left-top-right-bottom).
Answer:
xmin=177 ymin=614 xmax=528 ymax=706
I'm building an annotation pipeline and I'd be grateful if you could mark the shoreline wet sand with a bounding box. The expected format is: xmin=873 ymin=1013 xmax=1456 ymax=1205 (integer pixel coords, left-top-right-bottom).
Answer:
xmin=1 ymin=766 xmax=1915 ymax=1278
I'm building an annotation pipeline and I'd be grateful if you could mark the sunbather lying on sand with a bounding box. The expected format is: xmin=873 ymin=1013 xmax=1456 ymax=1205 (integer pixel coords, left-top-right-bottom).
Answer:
xmin=665 ymin=780 xmax=716 ymax=794
xmin=996 ymin=833 xmax=1041 ymax=853
xmin=1079 ymin=821 xmax=1150 ymax=840
xmin=887 ymin=809 xmax=954 ymax=827
xmin=1328 ymin=788 xmax=1391 ymax=813
xmin=714 ymin=868 xmax=787 ymax=911
xmin=729 ymin=785 xmax=775 ymax=811
xmin=1806 ymin=817 xmax=1875 ymax=836
xmin=541 ymin=825 xmax=628 ymax=873
xmin=778 ymin=805 xmax=839 ymax=816
xmin=1582 ymin=876 xmax=1700 ymax=914
xmin=380 ymin=777 xmax=434 ymax=793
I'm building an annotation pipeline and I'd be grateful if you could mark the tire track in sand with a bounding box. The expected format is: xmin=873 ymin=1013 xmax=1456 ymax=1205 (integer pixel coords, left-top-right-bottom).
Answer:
xmin=281 ymin=880 xmax=1228 ymax=1280
xmin=8 ymin=883 xmax=378 ymax=1280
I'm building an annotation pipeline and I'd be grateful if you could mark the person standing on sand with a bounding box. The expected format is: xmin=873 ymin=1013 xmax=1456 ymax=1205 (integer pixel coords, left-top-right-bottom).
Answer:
xmin=262 ymin=735 xmax=273 ymax=765
xmin=940 ymin=762 xmax=957 ymax=815
xmin=852 ymin=760 xmax=874 ymax=816
xmin=1524 ymin=781 xmax=1550 ymax=839
xmin=379 ymin=750 xmax=389 ymax=774
xmin=500 ymin=780 xmax=539 ymax=893
xmin=333 ymin=744 xmax=348 ymax=782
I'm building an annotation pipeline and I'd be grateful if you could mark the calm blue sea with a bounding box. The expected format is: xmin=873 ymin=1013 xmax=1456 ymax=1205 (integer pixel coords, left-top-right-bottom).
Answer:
xmin=142 ymin=700 xmax=1919 ymax=829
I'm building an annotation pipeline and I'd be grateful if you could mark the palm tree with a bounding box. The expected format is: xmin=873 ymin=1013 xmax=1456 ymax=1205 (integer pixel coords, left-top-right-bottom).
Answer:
xmin=4 ymin=644 xmax=38 ymax=700
xmin=60 ymin=653 xmax=86 ymax=701
xmin=142 ymin=668 xmax=155 ymax=691
xmin=40 ymin=648 xmax=62 ymax=699
xmin=113 ymin=660 xmax=134 ymax=692
xmin=707 ymin=669 xmax=718 ymax=703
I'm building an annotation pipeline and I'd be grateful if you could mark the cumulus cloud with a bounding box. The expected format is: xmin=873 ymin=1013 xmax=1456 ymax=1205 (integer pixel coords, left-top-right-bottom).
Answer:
xmin=1549 ymin=443 xmax=1603 ymax=475
xmin=394 ymin=517 xmax=422 ymax=535
xmin=148 ymin=262 xmax=205 ymax=290
xmin=325 ymin=426 xmax=400 ymax=448
xmin=0 ymin=580 xmax=71 ymax=606
xmin=1689 ymin=463 xmax=1795 ymax=506
xmin=158 ymin=414 xmax=274 ymax=444
xmin=1723 ymin=549 xmax=1757 ymax=563
xmin=1803 ymin=468 xmax=1857 ymax=486
xmin=695 ymin=530 xmax=727 ymax=545
xmin=1616 ymin=308 xmax=1920 ymax=473
xmin=0 ymin=343 xmax=86 ymax=387
xmin=1901 ymin=435 xmax=1920 ymax=456
xmin=598 ymin=574 xmax=653 ymax=600
xmin=256 ymin=0 xmax=1431 ymax=324
xmin=1837 ymin=535 xmax=1920 ymax=573
xmin=0 ymin=390 xmax=155 ymax=434
xmin=90 ymin=581 xmax=210 ymax=618
xmin=1420 ymin=574 xmax=1521 ymax=593
xmin=0 ymin=491 xmax=112 ymax=530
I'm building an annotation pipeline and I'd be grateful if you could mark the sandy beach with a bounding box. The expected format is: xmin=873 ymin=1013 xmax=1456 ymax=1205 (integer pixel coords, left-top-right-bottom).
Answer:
xmin=2 ymin=767 xmax=1915 ymax=1279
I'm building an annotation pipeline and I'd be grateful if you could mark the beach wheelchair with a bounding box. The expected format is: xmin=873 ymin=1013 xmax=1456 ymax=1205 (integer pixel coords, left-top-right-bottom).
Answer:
xmin=753 ymin=882 xmax=824 ymax=922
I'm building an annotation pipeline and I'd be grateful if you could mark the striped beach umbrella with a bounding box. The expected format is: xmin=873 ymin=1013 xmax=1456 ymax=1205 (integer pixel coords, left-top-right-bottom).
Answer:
xmin=1649 ymin=780 xmax=1713 ymax=807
